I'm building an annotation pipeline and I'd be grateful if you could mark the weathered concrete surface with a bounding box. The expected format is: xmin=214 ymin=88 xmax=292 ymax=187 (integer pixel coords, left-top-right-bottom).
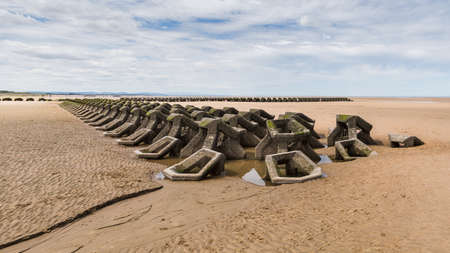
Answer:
xmin=163 ymin=148 xmax=225 ymax=180
xmin=135 ymin=136 xmax=181 ymax=159
xmin=335 ymin=138 xmax=375 ymax=161
xmin=117 ymin=109 xmax=168 ymax=146
xmin=265 ymin=151 xmax=322 ymax=184
xmin=389 ymin=134 xmax=424 ymax=148
xmin=104 ymin=107 xmax=143 ymax=137
xmin=255 ymin=119 xmax=320 ymax=162
xmin=328 ymin=114 xmax=376 ymax=146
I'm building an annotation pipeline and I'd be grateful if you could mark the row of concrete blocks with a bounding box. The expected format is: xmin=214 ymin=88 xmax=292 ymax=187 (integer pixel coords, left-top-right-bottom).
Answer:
xmin=1 ymin=97 xmax=51 ymax=101
xmin=130 ymin=111 xmax=325 ymax=165
xmin=62 ymin=100 xmax=423 ymax=184
xmin=62 ymin=99 xmax=324 ymax=162
xmin=123 ymin=96 xmax=352 ymax=102
xmin=62 ymin=99 xmax=328 ymax=184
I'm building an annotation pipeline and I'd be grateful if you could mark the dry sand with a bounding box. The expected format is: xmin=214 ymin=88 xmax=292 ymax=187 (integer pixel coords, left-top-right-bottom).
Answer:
xmin=0 ymin=102 xmax=163 ymax=247
xmin=2 ymin=98 xmax=450 ymax=252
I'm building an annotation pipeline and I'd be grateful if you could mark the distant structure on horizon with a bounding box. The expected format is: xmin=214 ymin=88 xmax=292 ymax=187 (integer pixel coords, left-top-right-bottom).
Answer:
xmin=123 ymin=96 xmax=352 ymax=103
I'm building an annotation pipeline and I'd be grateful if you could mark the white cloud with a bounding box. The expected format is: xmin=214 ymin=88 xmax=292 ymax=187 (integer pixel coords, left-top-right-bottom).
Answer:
xmin=0 ymin=0 xmax=449 ymax=96
xmin=299 ymin=16 xmax=310 ymax=26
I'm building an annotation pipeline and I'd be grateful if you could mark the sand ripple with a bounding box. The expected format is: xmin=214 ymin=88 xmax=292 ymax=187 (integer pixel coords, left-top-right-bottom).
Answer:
xmin=0 ymin=102 xmax=163 ymax=246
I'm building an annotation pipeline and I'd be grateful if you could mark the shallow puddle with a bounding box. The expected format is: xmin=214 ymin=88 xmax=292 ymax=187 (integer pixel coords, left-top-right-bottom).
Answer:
xmin=225 ymin=147 xmax=267 ymax=177
xmin=225 ymin=159 xmax=267 ymax=178
xmin=318 ymin=155 xmax=332 ymax=164
xmin=154 ymin=171 xmax=165 ymax=180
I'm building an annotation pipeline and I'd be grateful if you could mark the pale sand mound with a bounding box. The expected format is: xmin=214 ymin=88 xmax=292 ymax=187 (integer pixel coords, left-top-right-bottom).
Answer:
xmin=3 ymin=98 xmax=450 ymax=252
xmin=0 ymin=102 xmax=163 ymax=246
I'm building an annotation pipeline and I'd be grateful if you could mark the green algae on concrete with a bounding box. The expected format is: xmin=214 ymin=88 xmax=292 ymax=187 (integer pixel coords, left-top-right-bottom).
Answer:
xmin=336 ymin=114 xmax=352 ymax=123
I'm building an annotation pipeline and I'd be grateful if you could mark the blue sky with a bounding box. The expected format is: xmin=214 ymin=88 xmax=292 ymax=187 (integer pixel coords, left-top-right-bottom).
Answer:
xmin=1 ymin=0 xmax=449 ymax=96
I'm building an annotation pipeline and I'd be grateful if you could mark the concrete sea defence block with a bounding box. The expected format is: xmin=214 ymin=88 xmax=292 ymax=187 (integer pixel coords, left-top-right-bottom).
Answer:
xmin=163 ymin=148 xmax=225 ymax=181
xmin=135 ymin=136 xmax=182 ymax=159
xmin=335 ymin=138 xmax=375 ymax=161
xmin=328 ymin=114 xmax=376 ymax=146
xmin=265 ymin=151 xmax=322 ymax=184
xmin=388 ymin=134 xmax=424 ymax=148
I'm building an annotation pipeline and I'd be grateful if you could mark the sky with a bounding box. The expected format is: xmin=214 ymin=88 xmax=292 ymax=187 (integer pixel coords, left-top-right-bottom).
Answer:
xmin=1 ymin=0 xmax=449 ymax=96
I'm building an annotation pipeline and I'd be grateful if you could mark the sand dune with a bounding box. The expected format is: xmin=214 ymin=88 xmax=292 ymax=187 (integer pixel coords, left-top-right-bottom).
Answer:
xmin=2 ymin=98 xmax=450 ymax=252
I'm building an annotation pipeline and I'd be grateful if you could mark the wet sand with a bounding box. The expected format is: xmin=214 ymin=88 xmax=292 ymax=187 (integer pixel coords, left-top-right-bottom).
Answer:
xmin=2 ymin=98 xmax=450 ymax=252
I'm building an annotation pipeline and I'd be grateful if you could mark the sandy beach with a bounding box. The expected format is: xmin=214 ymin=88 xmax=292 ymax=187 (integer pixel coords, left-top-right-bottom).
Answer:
xmin=0 ymin=102 xmax=163 ymax=247
xmin=1 ymin=98 xmax=450 ymax=252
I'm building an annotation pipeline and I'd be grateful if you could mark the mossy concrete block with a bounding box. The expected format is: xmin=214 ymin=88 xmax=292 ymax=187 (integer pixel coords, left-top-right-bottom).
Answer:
xmin=389 ymin=134 xmax=424 ymax=148
xmin=336 ymin=114 xmax=352 ymax=123
xmin=335 ymin=138 xmax=375 ymax=161
xmin=256 ymin=119 xmax=319 ymax=162
xmin=135 ymin=136 xmax=181 ymax=159
xmin=222 ymin=114 xmax=260 ymax=147
xmin=223 ymin=107 xmax=239 ymax=114
xmin=95 ymin=108 xmax=130 ymax=131
xmin=170 ymin=108 xmax=191 ymax=118
xmin=166 ymin=113 xmax=199 ymax=145
xmin=250 ymin=109 xmax=275 ymax=119
xmin=208 ymin=108 xmax=225 ymax=117
xmin=280 ymin=112 xmax=320 ymax=139
xmin=190 ymin=110 xmax=212 ymax=120
xmin=104 ymin=107 xmax=143 ymax=137
xmin=196 ymin=118 xmax=246 ymax=159
xmin=328 ymin=114 xmax=376 ymax=146
xmin=84 ymin=105 xmax=112 ymax=123
xmin=153 ymin=105 xmax=171 ymax=115
xmin=180 ymin=129 xmax=207 ymax=158
xmin=240 ymin=111 xmax=267 ymax=138
xmin=186 ymin=105 xmax=200 ymax=113
xmin=201 ymin=105 xmax=212 ymax=112
xmin=118 ymin=109 xmax=168 ymax=146
xmin=117 ymin=128 xmax=153 ymax=146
